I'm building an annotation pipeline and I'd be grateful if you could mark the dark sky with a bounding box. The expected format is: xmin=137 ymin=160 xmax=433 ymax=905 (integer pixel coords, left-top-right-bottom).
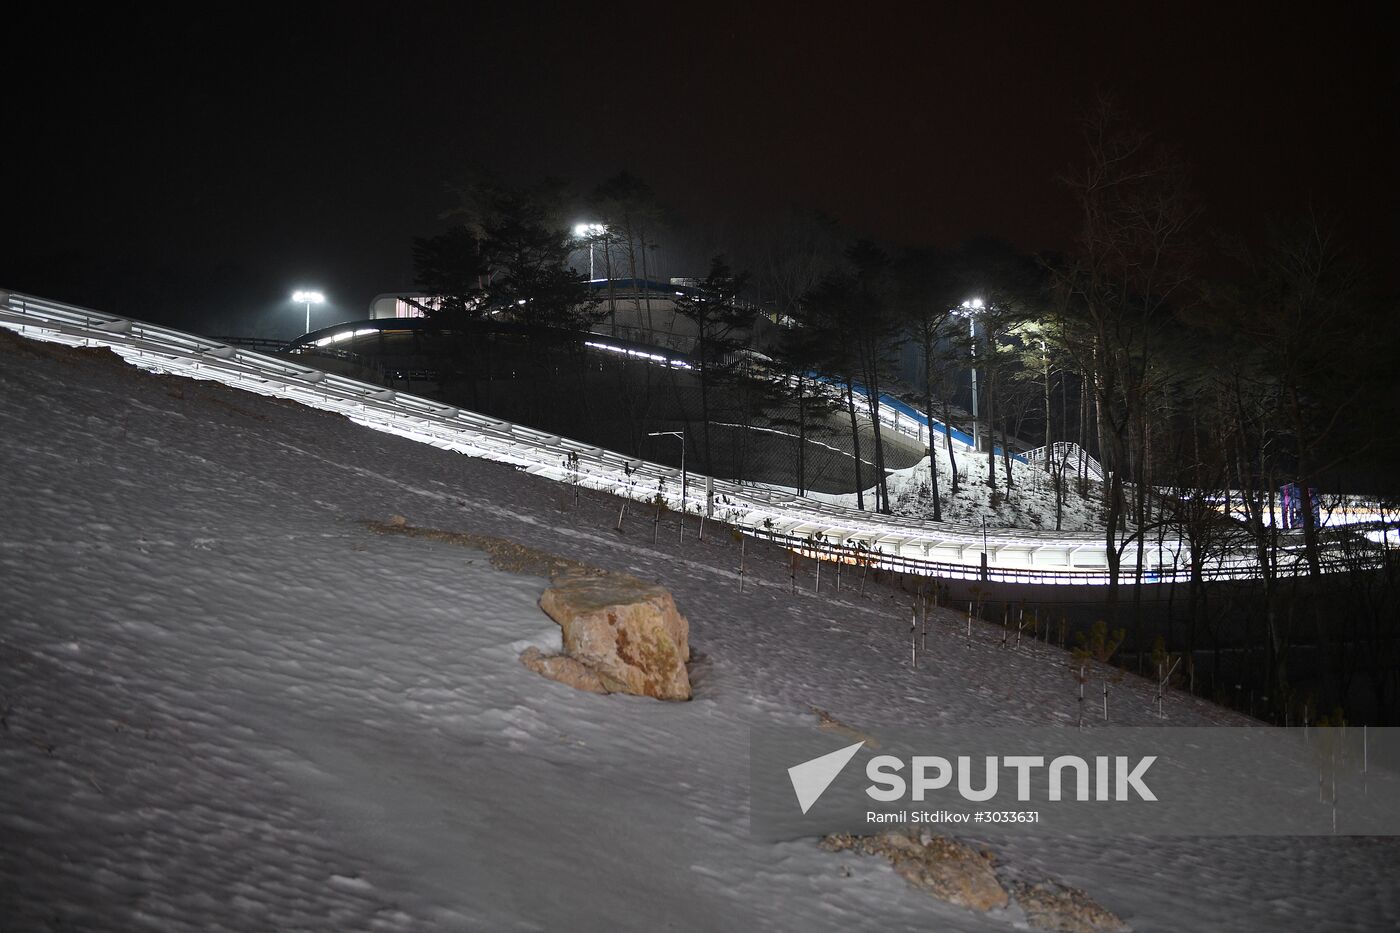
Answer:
xmin=4 ymin=2 xmax=1394 ymax=338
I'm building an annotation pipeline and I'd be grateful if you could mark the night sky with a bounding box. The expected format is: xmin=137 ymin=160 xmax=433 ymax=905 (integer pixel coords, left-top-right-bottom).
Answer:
xmin=5 ymin=2 xmax=1394 ymax=338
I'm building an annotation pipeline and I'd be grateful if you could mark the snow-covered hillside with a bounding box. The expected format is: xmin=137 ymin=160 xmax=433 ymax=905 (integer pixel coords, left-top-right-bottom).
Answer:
xmin=2 ymin=330 xmax=1396 ymax=931
xmin=811 ymin=444 xmax=1109 ymax=532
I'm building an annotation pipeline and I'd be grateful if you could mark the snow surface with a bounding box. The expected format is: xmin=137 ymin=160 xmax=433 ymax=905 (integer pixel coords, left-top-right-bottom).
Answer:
xmin=2 ymin=334 xmax=1397 ymax=931
xmin=810 ymin=444 xmax=1108 ymax=533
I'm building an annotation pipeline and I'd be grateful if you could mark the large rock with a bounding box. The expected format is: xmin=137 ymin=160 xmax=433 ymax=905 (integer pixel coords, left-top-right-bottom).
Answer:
xmin=894 ymin=834 xmax=1008 ymax=912
xmin=1010 ymin=881 xmax=1130 ymax=932
xmin=538 ymin=572 xmax=692 ymax=700
xmin=823 ymin=832 xmax=1009 ymax=912
xmin=519 ymin=646 xmax=608 ymax=694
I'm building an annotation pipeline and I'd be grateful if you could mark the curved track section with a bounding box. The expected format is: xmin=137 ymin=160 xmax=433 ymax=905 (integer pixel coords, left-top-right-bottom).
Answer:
xmin=0 ymin=290 xmax=1372 ymax=584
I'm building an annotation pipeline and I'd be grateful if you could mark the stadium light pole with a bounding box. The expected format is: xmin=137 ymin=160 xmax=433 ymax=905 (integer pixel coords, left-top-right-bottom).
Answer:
xmin=573 ymin=223 xmax=607 ymax=280
xmin=957 ymin=299 xmax=984 ymax=451
xmin=293 ymin=290 xmax=325 ymax=334
xmin=648 ymin=430 xmax=686 ymax=543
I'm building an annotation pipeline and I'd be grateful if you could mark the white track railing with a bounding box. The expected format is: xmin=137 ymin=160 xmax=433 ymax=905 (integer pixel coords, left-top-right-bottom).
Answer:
xmin=1021 ymin=441 xmax=1105 ymax=482
xmin=1 ymin=289 xmax=1375 ymax=585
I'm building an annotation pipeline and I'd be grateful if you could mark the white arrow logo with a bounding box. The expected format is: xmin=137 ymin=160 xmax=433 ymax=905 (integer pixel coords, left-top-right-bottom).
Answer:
xmin=788 ymin=741 xmax=865 ymax=814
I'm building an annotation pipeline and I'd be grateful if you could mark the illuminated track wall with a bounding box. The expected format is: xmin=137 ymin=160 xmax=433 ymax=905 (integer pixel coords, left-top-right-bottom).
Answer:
xmin=2 ymin=290 xmax=1382 ymax=585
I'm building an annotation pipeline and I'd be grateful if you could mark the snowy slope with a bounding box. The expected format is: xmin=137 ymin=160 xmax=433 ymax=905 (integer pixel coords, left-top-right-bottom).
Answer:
xmin=809 ymin=444 xmax=1108 ymax=533
xmin=2 ymin=332 xmax=1396 ymax=932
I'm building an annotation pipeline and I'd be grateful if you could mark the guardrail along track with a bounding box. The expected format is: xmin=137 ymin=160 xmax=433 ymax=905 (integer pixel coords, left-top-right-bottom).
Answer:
xmin=2 ymin=289 xmax=1382 ymax=585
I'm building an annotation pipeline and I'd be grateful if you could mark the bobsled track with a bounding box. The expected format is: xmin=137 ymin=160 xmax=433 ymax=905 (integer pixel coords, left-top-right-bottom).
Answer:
xmin=0 ymin=289 xmax=1386 ymax=585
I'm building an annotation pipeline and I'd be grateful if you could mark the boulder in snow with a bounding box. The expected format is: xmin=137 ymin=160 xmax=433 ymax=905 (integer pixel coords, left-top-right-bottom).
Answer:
xmin=823 ymin=832 xmax=1009 ymax=912
xmin=1010 ymin=880 xmax=1130 ymax=932
xmin=519 ymin=646 xmax=608 ymax=694
xmin=538 ymin=572 xmax=691 ymax=700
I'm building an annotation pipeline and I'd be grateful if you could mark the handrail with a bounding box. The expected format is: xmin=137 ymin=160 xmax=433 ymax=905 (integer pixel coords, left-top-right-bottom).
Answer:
xmin=745 ymin=528 xmax=1380 ymax=586
xmin=1022 ymin=441 xmax=1105 ymax=482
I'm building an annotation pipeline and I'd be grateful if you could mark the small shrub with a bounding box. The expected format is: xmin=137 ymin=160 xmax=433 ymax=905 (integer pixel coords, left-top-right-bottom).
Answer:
xmin=1073 ymin=620 xmax=1125 ymax=665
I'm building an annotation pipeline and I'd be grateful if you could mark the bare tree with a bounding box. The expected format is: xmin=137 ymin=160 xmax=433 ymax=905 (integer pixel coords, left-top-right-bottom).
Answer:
xmin=1051 ymin=96 xmax=1199 ymax=612
xmin=895 ymin=248 xmax=958 ymax=521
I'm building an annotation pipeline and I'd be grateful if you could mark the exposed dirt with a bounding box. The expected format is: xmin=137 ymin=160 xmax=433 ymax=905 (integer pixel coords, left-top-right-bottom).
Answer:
xmin=363 ymin=515 xmax=607 ymax=580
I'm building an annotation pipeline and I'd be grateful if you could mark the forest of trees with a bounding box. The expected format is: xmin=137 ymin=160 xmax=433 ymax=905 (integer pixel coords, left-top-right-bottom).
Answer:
xmin=409 ymin=102 xmax=1400 ymax=724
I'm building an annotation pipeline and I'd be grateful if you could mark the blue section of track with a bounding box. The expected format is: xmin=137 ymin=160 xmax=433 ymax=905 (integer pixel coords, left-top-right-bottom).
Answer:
xmin=808 ymin=373 xmax=1027 ymax=462
xmin=287 ymin=314 xmax=1026 ymax=464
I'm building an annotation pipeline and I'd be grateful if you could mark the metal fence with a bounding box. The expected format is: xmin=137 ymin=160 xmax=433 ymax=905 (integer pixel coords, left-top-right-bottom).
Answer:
xmin=1022 ymin=441 xmax=1105 ymax=482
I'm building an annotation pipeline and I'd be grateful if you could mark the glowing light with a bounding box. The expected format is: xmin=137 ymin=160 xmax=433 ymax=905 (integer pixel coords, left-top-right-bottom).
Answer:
xmin=293 ymin=290 xmax=327 ymax=334
xmin=584 ymin=339 xmax=693 ymax=370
